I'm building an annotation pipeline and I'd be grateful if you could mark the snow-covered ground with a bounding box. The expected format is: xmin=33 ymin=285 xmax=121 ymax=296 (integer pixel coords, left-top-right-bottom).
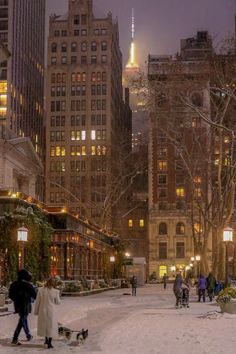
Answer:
xmin=0 ymin=285 xmax=235 ymax=354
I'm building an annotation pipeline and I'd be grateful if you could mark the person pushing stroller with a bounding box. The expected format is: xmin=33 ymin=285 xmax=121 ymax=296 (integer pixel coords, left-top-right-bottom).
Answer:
xmin=173 ymin=273 xmax=190 ymax=308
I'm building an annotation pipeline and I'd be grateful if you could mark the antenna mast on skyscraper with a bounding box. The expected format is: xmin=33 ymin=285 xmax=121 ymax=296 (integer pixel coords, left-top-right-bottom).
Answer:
xmin=131 ymin=8 xmax=135 ymax=40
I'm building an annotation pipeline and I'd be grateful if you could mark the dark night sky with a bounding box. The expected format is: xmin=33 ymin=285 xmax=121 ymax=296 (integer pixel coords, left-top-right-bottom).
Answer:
xmin=47 ymin=0 xmax=235 ymax=66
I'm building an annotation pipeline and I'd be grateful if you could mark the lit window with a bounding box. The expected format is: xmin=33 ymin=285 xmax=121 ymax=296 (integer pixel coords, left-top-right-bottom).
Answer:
xmin=140 ymin=219 xmax=144 ymax=228
xmin=91 ymin=130 xmax=96 ymax=140
xmin=193 ymin=176 xmax=201 ymax=184
xmin=50 ymin=147 xmax=55 ymax=157
xmin=71 ymin=131 xmax=76 ymax=141
xmin=194 ymin=188 xmax=201 ymax=197
xmin=91 ymin=146 xmax=96 ymax=155
xmin=176 ymin=188 xmax=185 ymax=197
xmin=81 ymin=130 xmax=86 ymax=140
xmin=194 ymin=223 xmax=202 ymax=233
xmin=158 ymin=161 xmax=167 ymax=171
xmin=56 ymin=146 xmax=61 ymax=156
xmin=128 ymin=220 xmax=133 ymax=228
xmin=61 ymin=147 xmax=66 ymax=156
xmin=81 ymin=146 xmax=86 ymax=155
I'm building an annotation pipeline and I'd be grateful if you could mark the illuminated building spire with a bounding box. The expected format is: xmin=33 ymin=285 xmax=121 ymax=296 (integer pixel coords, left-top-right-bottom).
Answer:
xmin=126 ymin=8 xmax=138 ymax=69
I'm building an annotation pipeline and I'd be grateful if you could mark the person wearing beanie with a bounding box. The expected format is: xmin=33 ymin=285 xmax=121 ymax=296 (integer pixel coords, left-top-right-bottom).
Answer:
xmin=9 ymin=269 xmax=37 ymax=345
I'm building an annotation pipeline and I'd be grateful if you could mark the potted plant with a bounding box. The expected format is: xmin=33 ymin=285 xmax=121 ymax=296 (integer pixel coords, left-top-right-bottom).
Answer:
xmin=216 ymin=287 xmax=236 ymax=314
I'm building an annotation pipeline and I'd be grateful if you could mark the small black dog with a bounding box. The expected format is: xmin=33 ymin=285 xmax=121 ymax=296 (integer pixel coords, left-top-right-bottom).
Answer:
xmin=76 ymin=329 xmax=88 ymax=342
xmin=58 ymin=325 xmax=88 ymax=343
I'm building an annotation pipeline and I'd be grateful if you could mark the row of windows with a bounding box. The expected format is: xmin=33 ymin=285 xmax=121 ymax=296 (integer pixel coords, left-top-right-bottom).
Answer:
xmin=157 ymin=188 xmax=201 ymax=199
xmin=51 ymin=41 xmax=107 ymax=53
xmin=51 ymin=55 xmax=108 ymax=65
xmin=50 ymin=100 xmax=107 ymax=113
xmin=54 ymin=28 xmax=107 ymax=37
xmin=51 ymin=72 xmax=107 ymax=84
xmin=159 ymin=242 xmax=185 ymax=259
xmin=158 ymin=222 xmax=185 ymax=235
xmin=50 ymin=159 xmax=108 ymax=173
xmin=50 ymin=114 xmax=106 ymax=127
xmin=49 ymin=145 xmax=107 ymax=158
xmin=51 ymin=84 xmax=107 ymax=97
xmin=128 ymin=219 xmax=145 ymax=228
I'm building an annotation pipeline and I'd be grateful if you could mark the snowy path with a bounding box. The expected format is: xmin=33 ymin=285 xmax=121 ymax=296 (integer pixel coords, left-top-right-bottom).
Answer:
xmin=0 ymin=285 xmax=235 ymax=354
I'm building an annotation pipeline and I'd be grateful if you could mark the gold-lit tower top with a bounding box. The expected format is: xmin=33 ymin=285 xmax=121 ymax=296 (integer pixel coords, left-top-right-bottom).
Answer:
xmin=126 ymin=8 xmax=139 ymax=69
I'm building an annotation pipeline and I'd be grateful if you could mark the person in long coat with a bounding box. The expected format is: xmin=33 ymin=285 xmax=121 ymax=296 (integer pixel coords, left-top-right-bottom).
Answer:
xmin=9 ymin=269 xmax=36 ymax=345
xmin=130 ymin=275 xmax=138 ymax=296
xmin=34 ymin=278 xmax=61 ymax=349
xmin=198 ymin=274 xmax=207 ymax=302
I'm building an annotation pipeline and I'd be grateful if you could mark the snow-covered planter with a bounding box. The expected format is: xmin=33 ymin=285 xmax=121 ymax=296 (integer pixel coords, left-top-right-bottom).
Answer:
xmin=217 ymin=288 xmax=236 ymax=314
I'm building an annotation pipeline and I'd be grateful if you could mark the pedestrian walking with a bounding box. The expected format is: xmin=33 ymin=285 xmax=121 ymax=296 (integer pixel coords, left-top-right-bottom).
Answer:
xmin=198 ymin=274 xmax=207 ymax=302
xmin=163 ymin=273 xmax=168 ymax=289
xmin=206 ymin=272 xmax=216 ymax=301
xmin=9 ymin=269 xmax=37 ymax=345
xmin=34 ymin=277 xmax=61 ymax=349
xmin=130 ymin=275 xmax=137 ymax=296
xmin=173 ymin=273 xmax=183 ymax=308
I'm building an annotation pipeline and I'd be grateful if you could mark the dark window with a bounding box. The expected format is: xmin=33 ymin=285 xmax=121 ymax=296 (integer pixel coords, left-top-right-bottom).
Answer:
xmin=159 ymin=222 xmax=167 ymax=235
xmin=81 ymin=14 xmax=87 ymax=25
xmin=81 ymin=56 xmax=87 ymax=65
xmin=159 ymin=243 xmax=167 ymax=259
xmin=101 ymin=41 xmax=107 ymax=51
xmin=101 ymin=55 xmax=107 ymax=63
xmin=71 ymin=56 xmax=77 ymax=64
xmin=91 ymin=55 xmax=97 ymax=64
xmin=176 ymin=242 xmax=185 ymax=258
xmin=51 ymin=43 xmax=57 ymax=53
xmin=91 ymin=41 xmax=97 ymax=51
xmin=176 ymin=222 xmax=185 ymax=235
xmin=61 ymin=30 xmax=67 ymax=37
xmin=61 ymin=43 xmax=67 ymax=52
xmin=74 ymin=30 xmax=79 ymax=36
xmin=158 ymin=174 xmax=167 ymax=184
xmin=71 ymin=42 xmax=77 ymax=52
xmin=94 ymin=29 xmax=99 ymax=35
xmin=54 ymin=30 xmax=60 ymax=37
xmin=74 ymin=15 xmax=80 ymax=25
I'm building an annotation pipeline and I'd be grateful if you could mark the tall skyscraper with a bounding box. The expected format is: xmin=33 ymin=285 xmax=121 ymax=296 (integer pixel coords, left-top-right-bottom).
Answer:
xmin=46 ymin=0 xmax=131 ymax=228
xmin=0 ymin=0 xmax=45 ymax=160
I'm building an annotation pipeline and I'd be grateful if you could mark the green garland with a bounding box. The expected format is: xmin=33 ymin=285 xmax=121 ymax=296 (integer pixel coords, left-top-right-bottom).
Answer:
xmin=0 ymin=201 xmax=53 ymax=284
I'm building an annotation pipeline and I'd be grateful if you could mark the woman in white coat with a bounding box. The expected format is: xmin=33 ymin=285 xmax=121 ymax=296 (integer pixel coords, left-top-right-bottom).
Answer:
xmin=34 ymin=278 xmax=61 ymax=349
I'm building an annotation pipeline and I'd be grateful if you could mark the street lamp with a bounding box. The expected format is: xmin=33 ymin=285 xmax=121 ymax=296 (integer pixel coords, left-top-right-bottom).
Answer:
xmin=109 ymin=256 xmax=115 ymax=279
xmin=17 ymin=226 xmax=28 ymax=269
xmin=195 ymin=255 xmax=201 ymax=278
xmin=223 ymin=226 xmax=233 ymax=286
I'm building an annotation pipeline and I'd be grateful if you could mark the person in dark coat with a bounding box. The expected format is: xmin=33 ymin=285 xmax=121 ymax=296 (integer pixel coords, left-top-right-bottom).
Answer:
xmin=163 ymin=274 xmax=168 ymax=289
xmin=206 ymin=272 xmax=216 ymax=301
xmin=173 ymin=273 xmax=183 ymax=308
xmin=9 ymin=269 xmax=37 ymax=345
xmin=130 ymin=275 xmax=137 ymax=296
xmin=198 ymin=274 xmax=207 ymax=302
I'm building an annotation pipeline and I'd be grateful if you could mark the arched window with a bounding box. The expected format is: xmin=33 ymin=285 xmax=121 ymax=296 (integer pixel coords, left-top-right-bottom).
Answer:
xmin=76 ymin=72 xmax=81 ymax=82
xmin=56 ymin=73 xmax=61 ymax=83
xmin=159 ymin=222 xmax=167 ymax=235
xmin=61 ymin=43 xmax=67 ymax=52
xmin=71 ymin=72 xmax=76 ymax=83
xmin=71 ymin=42 xmax=77 ymax=52
xmin=91 ymin=41 xmax=97 ymax=51
xmin=81 ymin=42 xmax=87 ymax=52
xmin=191 ymin=92 xmax=203 ymax=107
xmin=51 ymin=43 xmax=57 ymax=53
xmin=101 ymin=41 xmax=107 ymax=51
xmin=176 ymin=222 xmax=185 ymax=235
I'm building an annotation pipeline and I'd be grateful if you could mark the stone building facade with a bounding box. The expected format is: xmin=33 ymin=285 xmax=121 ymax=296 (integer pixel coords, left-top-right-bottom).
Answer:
xmin=45 ymin=0 xmax=131 ymax=229
xmin=148 ymin=32 xmax=213 ymax=279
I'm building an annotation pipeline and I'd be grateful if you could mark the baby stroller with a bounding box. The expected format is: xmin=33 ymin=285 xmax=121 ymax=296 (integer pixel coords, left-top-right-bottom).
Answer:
xmin=180 ymin=286 xmax=190 ymax=308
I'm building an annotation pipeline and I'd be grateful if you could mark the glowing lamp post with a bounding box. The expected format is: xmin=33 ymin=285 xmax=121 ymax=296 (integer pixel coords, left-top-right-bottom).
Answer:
xmin=110 ymin=256 xmax=115 ymax=279
xmin=17 ymin=226 xmax=28 ymax=269
xmin=223 ymin=227 xmax=233 ymax=286
xmin=195 ymin=255 xmax=201 ymax=278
